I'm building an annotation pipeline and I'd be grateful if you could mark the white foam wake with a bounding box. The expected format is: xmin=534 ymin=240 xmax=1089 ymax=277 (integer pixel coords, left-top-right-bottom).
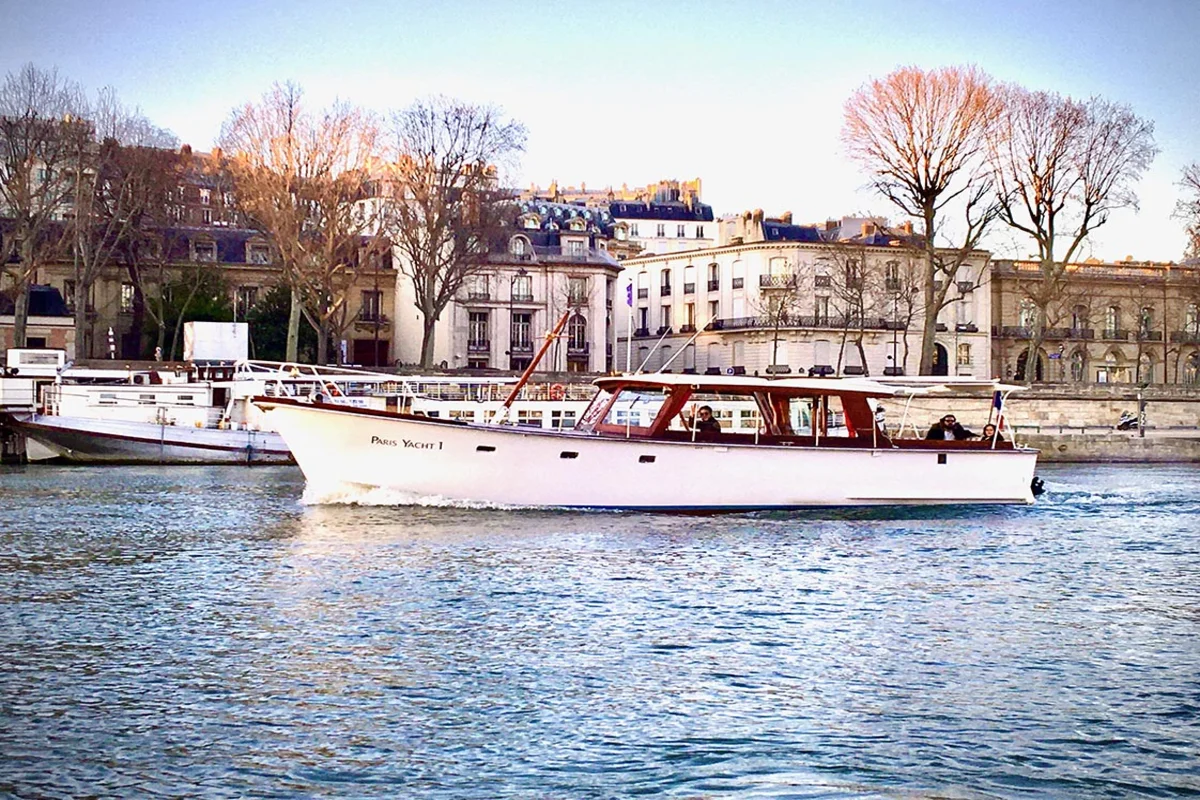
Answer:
xmin=299 ymin=480 xmax=530 ymax=510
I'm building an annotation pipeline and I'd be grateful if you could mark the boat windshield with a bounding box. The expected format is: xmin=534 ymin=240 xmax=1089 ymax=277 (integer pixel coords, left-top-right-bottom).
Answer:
xmin=598 ymin=387 xmax=671 ymax=430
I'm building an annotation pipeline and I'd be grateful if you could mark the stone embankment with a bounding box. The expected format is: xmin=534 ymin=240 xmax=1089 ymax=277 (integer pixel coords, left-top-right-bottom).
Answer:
xmin=889 ymin=384 xmax=1200 ymax=462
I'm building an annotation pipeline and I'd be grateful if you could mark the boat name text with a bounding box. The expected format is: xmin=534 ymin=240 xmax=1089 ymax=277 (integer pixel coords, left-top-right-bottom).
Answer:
xmin=371 ymin=435 xmax=442 ymax=450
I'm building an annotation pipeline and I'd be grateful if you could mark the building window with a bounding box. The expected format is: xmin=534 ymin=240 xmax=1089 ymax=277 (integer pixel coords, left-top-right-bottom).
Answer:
xmin=566 ymin=239 xmax=584 ymax=257
xmin=511 ymin=312 xmax=532 ymax=351
xmin=957 ymin=342 xmax=971 ymax=366
xmin=1186 ymin=303 xmax=1200 ymax=335
xmin=568 ymin=313 xmax=587 ymax=350
xmin=512 ymin=274 xmax=532 ymax=302
xmin=201 ymin=208 xmax=212 ymax=225
xmin=660 ymin=305 xmax=672 ymax=330
xmin=120 ymin=283 xmax=135 ymax=314
xmin=1139 ymin=306 xmax=1154 ymax=335
xmin=815 ymin=296 xmax=830 ymax=324
xmin=568 ymin=277 xmax=587 ymax=305
xmin=1072 ymin=304 xmax=1089 ymax=330
xmin=193 ymin=240 xmax=217 ymax=262
xmin=1070 ymin=350 xmax=1086 ymax=382
xmin=656 ymin=223 xmax=665 ymax=238
xmin=199 ymin=188 xmax=211 ymax=206
xmin=510 ymin=236 xmax=528 ymax=256
xmin=469 ymin=311 xmax=489 ymax=349
xmin=1106 ymin=305 xmax=1120 ymax=335
xmin=677 ymin=224 xmax=686 ymax=238
xmin=696 ymin=225 xmax=705 ymax=239
xmin=237 ymin=286 xmax=259 ymax=318
xmin=885 ymin=260 xmax=900 ymax=291
xmin=360 ymin=289 xmax=381 ymax=322
xmin=684 ymin=303 xmax=695 ymax=329
xmin=660 ymin=269 xmax=671 ymax=296
xmin=630 ymin=224 xmax=639 ymax=237
xmin=1018 ymin=299 xmax=1037 ymax=329
xmin=248 ymin=243 xmax=271 ymax=264
xmin=63 ymin=280 xmax=76 ymax=312
xmin=709 ymin=300 xmax=719 ymax=322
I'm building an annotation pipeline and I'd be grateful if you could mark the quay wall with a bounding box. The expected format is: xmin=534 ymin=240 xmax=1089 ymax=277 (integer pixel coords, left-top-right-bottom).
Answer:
xmin=888 ymin=384 xmax=1200 ymax=463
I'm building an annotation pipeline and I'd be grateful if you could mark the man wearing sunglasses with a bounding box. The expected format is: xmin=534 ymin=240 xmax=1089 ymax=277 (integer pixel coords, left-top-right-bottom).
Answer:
xmin=925 ymin=414 xmax=975 ymax=441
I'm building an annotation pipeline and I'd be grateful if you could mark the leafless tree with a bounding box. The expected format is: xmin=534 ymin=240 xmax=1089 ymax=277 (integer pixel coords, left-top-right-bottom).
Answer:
xmin=218 ymin=82 xmax=380 ymax=363
xmin=843 ymin=65 xmax=1003 ymax=374
xmin=1175 ymin=163 xmax=1200 ymax=259
xmin=67 ymin=87 xmax=180 ymax=356
xmin=988 ymin=88 xmax=1157 ymax=384
xmin=384 ymin=96 xmax=526 ymax=368
xmin=819 ymin=241 xmax=884 ymax=376
xmin=750 ymin=257 xmax=808 ymax=373
xmin=0 ymin=63 xmax=89 ymax=347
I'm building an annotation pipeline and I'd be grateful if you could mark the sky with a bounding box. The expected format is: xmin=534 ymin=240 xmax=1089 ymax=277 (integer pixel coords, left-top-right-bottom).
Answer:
xmin=3 ymin=0 xmax=1198 ymax=262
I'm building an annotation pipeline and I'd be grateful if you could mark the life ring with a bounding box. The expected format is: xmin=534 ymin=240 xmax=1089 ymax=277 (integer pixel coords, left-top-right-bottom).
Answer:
xmin=549 ymin=383 xmax=565 ymax=401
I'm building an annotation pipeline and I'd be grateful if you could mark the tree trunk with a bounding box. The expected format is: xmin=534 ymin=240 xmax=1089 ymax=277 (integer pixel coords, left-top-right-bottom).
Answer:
xmin=286 ymin=286 xmax=301 ymax=362
xmin=73 ymin=282 xmax=88 ymax=359
xmin=12 ymin=283 xmax=30 ymax=349
xmin=420 ymin=313 xmax=438 ymax=368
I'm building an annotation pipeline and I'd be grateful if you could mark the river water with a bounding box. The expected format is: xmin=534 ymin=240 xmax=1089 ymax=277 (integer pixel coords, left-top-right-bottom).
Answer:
xmin=1 ymin=463 xmax=1198 ymax=799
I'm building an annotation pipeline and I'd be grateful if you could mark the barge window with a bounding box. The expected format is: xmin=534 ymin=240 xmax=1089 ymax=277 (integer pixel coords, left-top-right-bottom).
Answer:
xmin=600 ymin=388 xmax=669 ymax=429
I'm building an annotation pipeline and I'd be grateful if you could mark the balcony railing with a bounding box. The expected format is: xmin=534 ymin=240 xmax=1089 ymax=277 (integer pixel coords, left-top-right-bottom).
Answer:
xmin=884 ymin=278 xmax=901 ymax=292
xmin=659 ymin=284 xmax=672 ymax=296
xmin=634 ymin=327 xmax=650 ymax=337
xmin=637 ymin=288 xmax=649 ymax=299
xmin=957 ymin=281 xmax=975 ymax=293
xmin=511 ymin=292 xmax=534 ymax=303
xmin=467 ymin=291 xmax=490 ymax=301
xmin=679 ymin=324 xmax=697 ymax=333
xmin=656 ymin=325 xmax=673 ymax=335
xmin=1136 ymin=330 xmax=1163 ymax=342
xmin=731 ymin=277 xmax=744 ymax=289
xmin=814 ymin=275 xmax=832 ymax=288
xmin=711 ymin=315 xmax=898 ymax=332
xmin=707 ymin=279 xmax=720 ymax=291
xmin=567 ymin=342 xmax=590 ymax=357
xmin=1170 ymin=330 xmax=1200 ymax=344
xmin=955 ymin=323 xmax=979 ymax=333
xmin=683 ymin=282 xmax=695 ymax=294
xmin=467 ymin=339 xmax=490 ymax=353
xmin=510 ymin=341 xmax=533 ymax=354
xmin=761 ymin=274 xmax=798 ymax=289
xmin=1102 ymin=329 xmax=1130 ymax=340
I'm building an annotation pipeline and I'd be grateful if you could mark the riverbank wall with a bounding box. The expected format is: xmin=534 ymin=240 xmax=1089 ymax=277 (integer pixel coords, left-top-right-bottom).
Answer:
xmin=892 ymin=384 xmax=1200 ymax=463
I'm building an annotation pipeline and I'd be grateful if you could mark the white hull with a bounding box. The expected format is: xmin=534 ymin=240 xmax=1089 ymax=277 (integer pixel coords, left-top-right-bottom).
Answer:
xmin=13 ymin=414 xmax=291 ymax=465
xmin=265 ymin=402 xmax=1038 ymax=510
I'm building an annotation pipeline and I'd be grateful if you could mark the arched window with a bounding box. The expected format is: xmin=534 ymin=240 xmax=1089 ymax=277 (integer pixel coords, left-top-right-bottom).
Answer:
xmin=568 ymin=313 xmax=587 ymax=350
xmin=1106 ymin=305 xmax=1121 ymax=336
xmin=1139 ymin=306 xmax=1154 ymax=335
xmin=1071 ymin=305 xmax=1089 ymax=331
xmin=510 ymin=236 xmax=529 ymax=256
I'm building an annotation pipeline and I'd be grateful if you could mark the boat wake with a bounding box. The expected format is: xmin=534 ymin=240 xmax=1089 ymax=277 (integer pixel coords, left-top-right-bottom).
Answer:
xmin=300 ymin=480 xmax=530 ymax=510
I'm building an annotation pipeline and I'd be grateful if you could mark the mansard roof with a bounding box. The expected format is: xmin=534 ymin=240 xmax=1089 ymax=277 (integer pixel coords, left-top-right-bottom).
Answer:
xmin=609 ymin=201 xmax=715 ymax=223
xmin=762 ymin=221 xmax=823 ymax=242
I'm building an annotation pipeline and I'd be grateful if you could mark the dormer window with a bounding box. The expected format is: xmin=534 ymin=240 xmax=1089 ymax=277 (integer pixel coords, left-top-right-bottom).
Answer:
xmin=569 ymin=217 xmax=586 ymax=231
xmin=520 ymin=214 xmax=540 ymax=230
xmin=247 ymin=242 xmax=271 ymax=265
xmin=193 ymin=240 xmax=217 ymax=262
xmin=510 ymin=236 xmax=530 ymax=257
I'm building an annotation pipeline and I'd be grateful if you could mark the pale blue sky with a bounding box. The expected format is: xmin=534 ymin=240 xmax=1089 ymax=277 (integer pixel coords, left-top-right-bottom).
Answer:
xmin=3 ymin=0 xmax=1198 ymax=260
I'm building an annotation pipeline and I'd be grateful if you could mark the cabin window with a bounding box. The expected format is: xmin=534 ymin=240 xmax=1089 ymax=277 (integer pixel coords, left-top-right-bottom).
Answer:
xmin=600 ymin=388 xmax=670 ymax=430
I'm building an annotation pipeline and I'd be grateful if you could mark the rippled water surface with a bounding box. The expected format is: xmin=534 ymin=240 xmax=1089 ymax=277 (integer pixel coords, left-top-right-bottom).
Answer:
xmin=2 ymin=464 xmax=1199 ymax=799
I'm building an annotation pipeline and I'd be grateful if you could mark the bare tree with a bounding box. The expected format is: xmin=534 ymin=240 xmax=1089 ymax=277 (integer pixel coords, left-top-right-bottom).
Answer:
xmin=750 ymin=257 xmax=808 ymax=373
xmin=67 ymin=87 xmax=181 ymax=356
xmin=843 ymin=65 xmax=1003 ymax=374
xmin=820 ymin=241 xmax=884 ymax=376
xmin=0 ymin=63 xmax=89 ymax=347
xmin=988 ymin=88 xmax=1157 ymax=384
xmin=1175 ymin=163 xmax=1200 ymax=259
xmin=218 ymin=82 xmax=380 ymax=363
xmin=384 ymin=96 xmax=526 ymax=367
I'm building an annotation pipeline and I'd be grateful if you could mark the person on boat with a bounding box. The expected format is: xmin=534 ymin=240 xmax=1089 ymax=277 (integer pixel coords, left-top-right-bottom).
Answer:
xmin=981 ymin=423 xmax=1004 ymax=443
xmin=681 ymin=405 xmax=722 ymax=436
xmin=925 ymin=414 xmax=975 ymax=441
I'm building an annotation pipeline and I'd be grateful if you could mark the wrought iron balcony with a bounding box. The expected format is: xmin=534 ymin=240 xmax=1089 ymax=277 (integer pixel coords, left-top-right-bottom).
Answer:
xmin=634 ymin=327 xmax=650 ymax=337
xmin=997 ymin=326 xmax=1033 ymax=338
xmin=679 ymin=324 xmax=697 ymax=333
xmin=467 ymin=291 xmax=490 ymax=301
xmin=1042 ymin=327 xmax=1095 ymax=339
xmin=1102 ymin=328 xmax=1129 ymax=340
xmin=656 ymin=325 xmax=673 ymax=335
xmin=637 ymin=288 xmax=649 ymax=299
xmin=761 ymin=274 xmax=798 ymax=289
xmin=957 ymin=281 xmax=975 ymax=293
xmin=1170 ymin=330 xmax=1200 ymax=344
xmin=683 ymin=282 xmax=695 ymax=294
xmin=567 ymin=342 xmax=590 ymax=357
xmin=511 ymin=293 xmax=534 ymax=303
xmin=814 ymin=275 xmax=832 ymax=288
xmin=707 ymin=279 xmax=720 ymax=291
xmin=884 ymin=278 xmax=901 ymax=292
xmin=1136 ymin=330 xmax=1163 ymax=342
xmin=467 ymin=339 xmax=490 ymax=353
xmin=659 ymin=284 xmax=672 ymax=296
xmin=510 ymin=341 xmax=534 ymax=354
xmin=955 ymin=323 xmax=979 ymax=333
xmin=731 ymin=277 xmax=744 ymax=289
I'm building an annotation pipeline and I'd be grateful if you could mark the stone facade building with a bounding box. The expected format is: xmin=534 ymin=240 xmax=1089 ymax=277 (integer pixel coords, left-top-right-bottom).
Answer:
xmin=990 ymin=258 xmax=1200 ymax=385
xmin=616 ymin=212 xmax=990 ymax=378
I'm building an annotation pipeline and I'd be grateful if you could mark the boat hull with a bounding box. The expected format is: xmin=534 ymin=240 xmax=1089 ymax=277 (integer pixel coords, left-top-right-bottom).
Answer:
xmin=12 ymin=414 xmax=292 ymax=465
xmin=263 ymin=402 xmax=1038 ymax=510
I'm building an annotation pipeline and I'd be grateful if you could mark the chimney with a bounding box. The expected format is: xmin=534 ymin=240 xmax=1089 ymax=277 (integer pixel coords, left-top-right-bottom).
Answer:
xmin=780 ymin=211 xmax=792 ymax=224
